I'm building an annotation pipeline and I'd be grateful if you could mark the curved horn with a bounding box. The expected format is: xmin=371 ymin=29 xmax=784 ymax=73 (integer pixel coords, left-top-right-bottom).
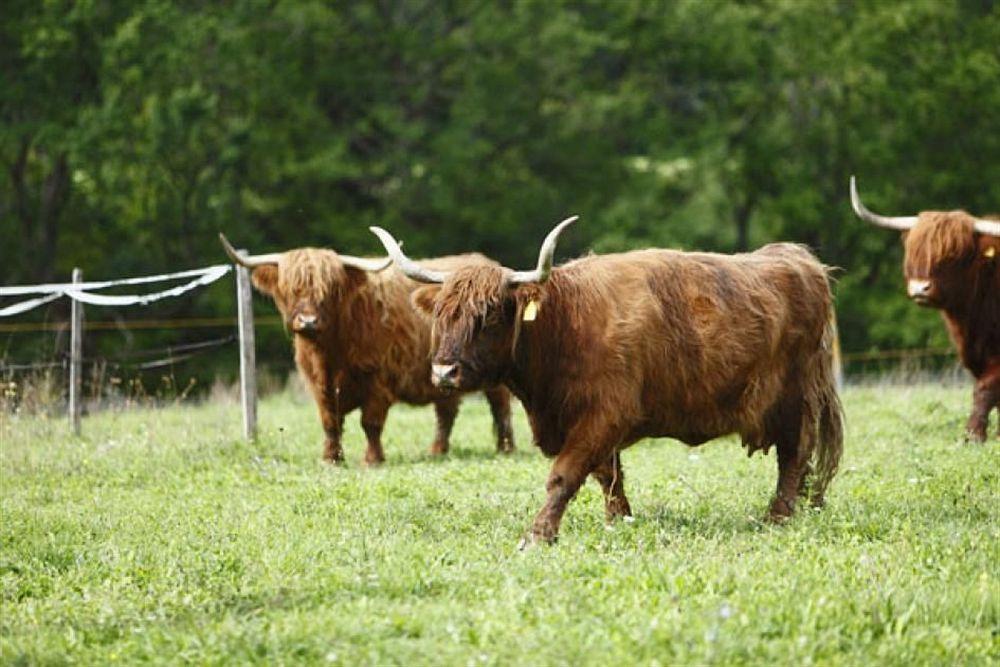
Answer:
xmin=219 ymin=233 xmax=282 ymax=267
xmin=337 ymin=254 xmax=393 ymax=272
xmin=849 ymin=176 xmax=917 ymax=231
xmin=507 ymin=215 xmax=579 ymax=284
xmin=368 ymin=227 xmax=448 ymax=283
xmin=973 ymin=219 xmax=1000 ymax=237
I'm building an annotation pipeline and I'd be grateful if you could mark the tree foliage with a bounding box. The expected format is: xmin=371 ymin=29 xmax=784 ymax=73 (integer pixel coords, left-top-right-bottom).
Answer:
xmin=2 ymin=0 xmax=999 ymax=366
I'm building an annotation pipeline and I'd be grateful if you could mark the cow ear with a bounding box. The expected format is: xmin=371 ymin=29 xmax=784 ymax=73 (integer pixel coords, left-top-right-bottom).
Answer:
xmin=514 ymin=283 xmax=542 ymax=307
xmin=411 ymin=285 xmax=440 ymax=315
xmin=341 ymin=266 xmax=371 ymax=292
xmin=251 ymin=266 xmax=279 ymax=295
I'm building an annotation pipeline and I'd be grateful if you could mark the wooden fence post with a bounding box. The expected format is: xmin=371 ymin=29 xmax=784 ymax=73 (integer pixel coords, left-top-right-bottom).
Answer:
xmin=235 ymin=257 xmax=257 ymax=440
xmin=831 ymin=312 xmax=844 ymax=392
xmin=69 ymin=268 xmax=84 ymax=435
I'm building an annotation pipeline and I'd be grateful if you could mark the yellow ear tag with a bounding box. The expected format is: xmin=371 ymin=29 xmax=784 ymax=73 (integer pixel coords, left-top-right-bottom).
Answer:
xmin=985 ymin=246 xmax=996 ymax=258
xmin=522 ymin=299 xmax=539 ymax=322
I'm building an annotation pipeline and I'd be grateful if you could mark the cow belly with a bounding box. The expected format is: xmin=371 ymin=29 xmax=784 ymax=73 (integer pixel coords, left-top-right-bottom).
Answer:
xmin=661 ymin=430 xmax=720 ymax=446
xmin=635 ymin=373 xmax=785 ymax=447
xmin=394 ymin=380 xmax=441 ymax=406
xmin=640 ymin=422 xmax=731 ymax=447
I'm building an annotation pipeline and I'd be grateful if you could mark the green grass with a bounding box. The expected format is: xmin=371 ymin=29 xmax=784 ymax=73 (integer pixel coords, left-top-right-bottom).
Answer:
xmin=1 ymin=385 xmax=998 ymax=665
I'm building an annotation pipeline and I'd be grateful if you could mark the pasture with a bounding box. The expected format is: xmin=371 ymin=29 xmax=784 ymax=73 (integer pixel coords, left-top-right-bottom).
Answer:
xmin=1 ymin=384 xmax=997 ymax=665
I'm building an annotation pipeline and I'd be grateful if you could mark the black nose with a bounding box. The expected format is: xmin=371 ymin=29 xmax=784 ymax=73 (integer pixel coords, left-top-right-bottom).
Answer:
xmin=431 ymin=363 xmax=461 ymax=388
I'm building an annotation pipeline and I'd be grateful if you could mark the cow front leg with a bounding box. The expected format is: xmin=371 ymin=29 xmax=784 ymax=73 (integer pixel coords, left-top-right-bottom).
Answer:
xmin=429 ymin=396 xmax=460 ymax=455
xmin=360 ymin=399 xmax=390 ymax=466
xmin=485 ymin=387 xmax=516 ymax=453
xmin=321 ymin=413 xmax=346 ymax=463
xmin=590 ymin=451 xmax=632 ymax=522
xmin=522 ymin=441 xmax=602 ymax=548
xmin=312 ymin=386 xmax=345 ymax=463
xmin=966 ymin=367 xmax=1000 ymax=443
xmin=295 ymin=348 xmax=346 ymax=463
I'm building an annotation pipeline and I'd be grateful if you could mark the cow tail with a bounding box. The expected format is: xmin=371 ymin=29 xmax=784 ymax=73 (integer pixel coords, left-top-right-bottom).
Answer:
xmin=809 ymin=303 xmax=845 ymax=506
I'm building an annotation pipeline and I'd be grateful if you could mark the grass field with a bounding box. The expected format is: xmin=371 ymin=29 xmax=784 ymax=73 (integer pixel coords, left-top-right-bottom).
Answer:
xmin=1 ymin=384 xmax=997 ymax=665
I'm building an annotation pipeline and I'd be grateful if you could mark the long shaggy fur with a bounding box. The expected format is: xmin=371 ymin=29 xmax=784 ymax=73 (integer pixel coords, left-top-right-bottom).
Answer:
xmin=900 ymin=211 xmax=1000 ymax=440
xmin=277 ymin=249 xmax=351 ymax=304
xmin=427 ymin=242 xmax=844 ymax=539
xmin=904 ymin=212 xmax=977 ymax=277
xmin=253 ymin=249 xmax=515 ymax=461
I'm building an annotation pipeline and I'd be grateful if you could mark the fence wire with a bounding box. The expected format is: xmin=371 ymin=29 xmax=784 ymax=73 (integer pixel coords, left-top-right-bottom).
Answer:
xmin=0 ymin=335 xmax=237 ymax=374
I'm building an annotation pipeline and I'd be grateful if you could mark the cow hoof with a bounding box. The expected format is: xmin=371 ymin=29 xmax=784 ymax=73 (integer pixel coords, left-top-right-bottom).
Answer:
xmin=428 ymin=443 xmax=448 ymax=456
xmin=605 ymin=514 xmax=636 ymax=529
xmin=604 ymin=498 xmax=633 ymax=522
xmin=964 ymin=429 xmax=987 ymax=444
xmin=323 ymin=447 xmax=344 ymax=464
xmin=517 ymin=535 xmax=553 ymax=551
xmin=363 ymin=454 xmax=385 ymax=467
xmin=496 ymin=438 xmax=515 ymax=454
xmin=767 ymin=496 xmax=795 ymax=523
xmin=518 ymin=529 xmax=557 ymax=550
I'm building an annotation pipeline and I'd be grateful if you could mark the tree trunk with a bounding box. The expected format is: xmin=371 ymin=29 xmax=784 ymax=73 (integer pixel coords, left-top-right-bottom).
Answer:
xmin=37 ymin=152 xmax=70 ymax=282
xmin=8 ymin=137 xmax=71 ymax=283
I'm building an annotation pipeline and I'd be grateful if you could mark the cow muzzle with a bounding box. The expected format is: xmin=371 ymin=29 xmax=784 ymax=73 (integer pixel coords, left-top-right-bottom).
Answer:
xmin=431 ymin=363 xmax=462 ymax=389
xmin=906 ymin=279 xmax=933 ymax=305
xmin=293 ymin=313 xmax=319 ymax=333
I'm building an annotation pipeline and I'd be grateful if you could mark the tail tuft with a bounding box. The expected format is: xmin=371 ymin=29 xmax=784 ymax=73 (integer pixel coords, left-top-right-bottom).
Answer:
xmin=809 ymin=308 xmax=844 ymax=505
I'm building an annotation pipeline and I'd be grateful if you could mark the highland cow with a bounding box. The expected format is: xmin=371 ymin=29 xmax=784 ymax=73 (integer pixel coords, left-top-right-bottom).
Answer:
xmin=851 ymin=176 xmax=1000 ymax=441
xmin=220 ymin=235 xmax=515 ymax=464
xmin=370 ymin=217 xmax=843 ymax=546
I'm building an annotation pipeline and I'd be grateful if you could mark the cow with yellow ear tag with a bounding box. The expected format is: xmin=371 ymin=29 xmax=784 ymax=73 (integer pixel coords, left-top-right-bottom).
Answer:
xmin=851 ymin=176 xmax=1000 ymax=441
xmin=371 ymin=216 xmax=843 ymax=547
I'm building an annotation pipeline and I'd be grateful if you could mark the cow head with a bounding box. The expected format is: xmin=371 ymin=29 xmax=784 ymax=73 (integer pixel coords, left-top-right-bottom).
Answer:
xmin=219 ymin=234 xmax=391 ymax=337
xmin=850 ymin=176 xmax=1000 ymax=309
xmin=369 ymin=216 xmax=578 ymax=391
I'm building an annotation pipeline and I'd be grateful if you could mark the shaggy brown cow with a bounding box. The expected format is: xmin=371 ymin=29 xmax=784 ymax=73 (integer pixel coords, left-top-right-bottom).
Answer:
xmin=851 ymin=176 xmax=1000 ymax=441
xmin=219 ymin=235 xmax=515 ymax=464
xmin=370 ymin=218 xmax=843 ymax=546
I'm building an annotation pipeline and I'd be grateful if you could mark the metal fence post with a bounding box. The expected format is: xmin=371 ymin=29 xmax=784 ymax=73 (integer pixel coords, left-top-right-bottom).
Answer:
xmin=69 ymin=268 xmax=84 ymax=435
xmin=235 ymin=257 xmax=257 ymax=440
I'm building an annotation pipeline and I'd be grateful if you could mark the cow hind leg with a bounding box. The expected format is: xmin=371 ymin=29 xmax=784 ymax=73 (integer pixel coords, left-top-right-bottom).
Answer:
xmin=796 ymin=462 xmax=815 ymax=498
xmin=770 ymin=440 xmax=810 ymax=521
xmin=485 ymin=387 xmax=515 ymax=453
xmin=590 ymin=451 xmax=632 ymax=522
xmin=429 ymin=396 xmax=460 ymax=455
xmin=766 ymin=400 xmax=811 ymax=522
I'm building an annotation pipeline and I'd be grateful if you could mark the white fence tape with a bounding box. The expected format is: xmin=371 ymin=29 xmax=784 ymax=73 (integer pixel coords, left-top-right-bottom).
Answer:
xmin=0 ymin=293 xmax=63 ymax=317
xmin=0 ymin=264 xmax=232 ymax=317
